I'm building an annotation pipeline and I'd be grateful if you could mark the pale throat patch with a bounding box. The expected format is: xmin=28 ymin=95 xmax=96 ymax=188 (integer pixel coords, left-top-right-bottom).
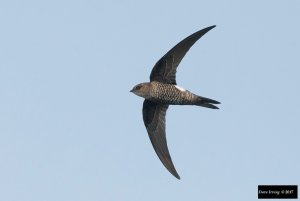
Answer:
xmin=175 ymin=85 xmax=186 ymax=92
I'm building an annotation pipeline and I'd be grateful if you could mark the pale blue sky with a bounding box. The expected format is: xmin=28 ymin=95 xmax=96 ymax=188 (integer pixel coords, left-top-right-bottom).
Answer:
xmin=0 ymin=1 xmax=299 ymax=201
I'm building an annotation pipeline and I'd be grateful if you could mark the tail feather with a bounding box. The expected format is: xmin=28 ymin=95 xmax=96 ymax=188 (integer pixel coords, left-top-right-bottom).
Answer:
xmin=195 ymin=96 xmax=220 ymax=109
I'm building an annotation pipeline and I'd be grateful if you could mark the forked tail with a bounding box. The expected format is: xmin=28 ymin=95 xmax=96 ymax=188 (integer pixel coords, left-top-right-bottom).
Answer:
xmin=195 ymin=96 xmax=220 ymax=109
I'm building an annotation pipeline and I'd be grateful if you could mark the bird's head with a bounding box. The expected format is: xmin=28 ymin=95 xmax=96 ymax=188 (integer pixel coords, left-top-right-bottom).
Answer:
xmin=130 ymin=82 xmax=151 ymax=99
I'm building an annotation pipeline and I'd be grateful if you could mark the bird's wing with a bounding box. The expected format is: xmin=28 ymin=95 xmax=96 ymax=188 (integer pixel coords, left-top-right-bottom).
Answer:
xmin=150 ymin=25 xmax=216 ymax=84
xmin=142 ymin=99 xmax=180 ymax=179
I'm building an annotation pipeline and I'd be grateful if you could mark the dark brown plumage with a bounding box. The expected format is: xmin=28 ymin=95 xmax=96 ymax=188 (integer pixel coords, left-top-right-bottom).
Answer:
xmin=130 ymin=25 xmax=220 ymax=179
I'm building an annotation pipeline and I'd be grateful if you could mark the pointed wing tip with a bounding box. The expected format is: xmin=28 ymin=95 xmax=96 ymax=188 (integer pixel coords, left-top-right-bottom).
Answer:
xmin=165 ymin=162 xmax=181 ymax=179
xmin=173 ymin=172 xmax=181 ymax=180
xmin=206 ymin=25 xmax=216 ymax=31
xmin=158 ymin=153 xmax=182 ymax=180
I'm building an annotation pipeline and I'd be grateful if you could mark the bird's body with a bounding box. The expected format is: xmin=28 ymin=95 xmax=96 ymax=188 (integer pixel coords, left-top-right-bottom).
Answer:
xmin=134 ymin=81 xmax=219 ymax=108
xmin=130 ymin=25 xmax=220 ymax=179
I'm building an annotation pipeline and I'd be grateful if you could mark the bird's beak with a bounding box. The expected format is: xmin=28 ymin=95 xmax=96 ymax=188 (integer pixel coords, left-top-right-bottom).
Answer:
xmin=130 ymin=89 xmax=134 ymax=92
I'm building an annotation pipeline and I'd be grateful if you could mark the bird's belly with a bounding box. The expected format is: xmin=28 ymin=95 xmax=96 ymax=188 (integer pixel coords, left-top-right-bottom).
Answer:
xmin=149 ymin=95 xmax=180 ymax=104
xmin=150 ymin=89 xmax=194 ymax=105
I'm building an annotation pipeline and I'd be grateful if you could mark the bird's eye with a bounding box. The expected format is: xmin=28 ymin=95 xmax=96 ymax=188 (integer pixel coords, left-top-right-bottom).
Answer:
xmin=135 ymin=85 xmax=142 ymax=90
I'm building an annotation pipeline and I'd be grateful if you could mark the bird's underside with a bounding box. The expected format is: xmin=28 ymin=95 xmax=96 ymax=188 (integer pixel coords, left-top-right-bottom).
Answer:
xmin=148 ymin=81 xmax=220 ymax=108
xmin=131 ymin=25 xmax=220 ymax=179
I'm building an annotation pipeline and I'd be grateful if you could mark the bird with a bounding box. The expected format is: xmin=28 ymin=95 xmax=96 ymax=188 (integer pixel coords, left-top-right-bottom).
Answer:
xmin=130 ymin=25 xmax=220 ymax=179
